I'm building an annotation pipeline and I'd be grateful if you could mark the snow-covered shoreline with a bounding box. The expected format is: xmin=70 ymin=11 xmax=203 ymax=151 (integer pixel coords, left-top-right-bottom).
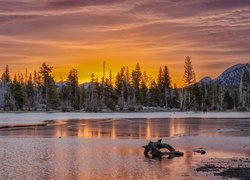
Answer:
xmin=0 ymin=112 xmax=249 ymax=126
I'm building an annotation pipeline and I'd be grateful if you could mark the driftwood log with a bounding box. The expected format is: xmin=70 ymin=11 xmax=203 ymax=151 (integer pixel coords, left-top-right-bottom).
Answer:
xmin=143 ymin=139 xmax=184 ymax=159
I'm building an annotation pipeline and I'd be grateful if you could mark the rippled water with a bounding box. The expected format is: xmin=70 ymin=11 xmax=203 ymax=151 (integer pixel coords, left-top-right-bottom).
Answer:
xmin=0 ymin=118 xmax=250 ymax=179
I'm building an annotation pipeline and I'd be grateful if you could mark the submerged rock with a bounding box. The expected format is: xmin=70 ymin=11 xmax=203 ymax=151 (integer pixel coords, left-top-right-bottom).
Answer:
xmin=196 ymin=164 xmax=221 ymax=172
xmin=215 ymin=167 xmax=250 ymax=179
xmin=194 ymin=149 xmax=206 ymax=155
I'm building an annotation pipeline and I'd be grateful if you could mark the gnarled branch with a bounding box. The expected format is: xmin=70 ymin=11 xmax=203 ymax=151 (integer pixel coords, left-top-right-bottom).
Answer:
xmin=143 ymin=139 xmax=184 ymax=159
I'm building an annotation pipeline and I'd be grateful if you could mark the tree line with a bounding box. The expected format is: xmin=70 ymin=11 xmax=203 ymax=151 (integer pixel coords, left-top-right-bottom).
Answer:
xmin=0 ymin=57 xmax=249 ymax=112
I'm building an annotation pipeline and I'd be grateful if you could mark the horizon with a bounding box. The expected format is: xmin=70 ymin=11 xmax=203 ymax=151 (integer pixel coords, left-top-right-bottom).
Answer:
xmin=1 ymin=61 xmax=250 ymax=87
xmin=1 ymin=0 xmax=250 ymax=86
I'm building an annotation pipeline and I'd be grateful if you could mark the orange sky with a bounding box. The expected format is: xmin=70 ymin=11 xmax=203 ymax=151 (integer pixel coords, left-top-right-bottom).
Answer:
xmin=0 ymin=0 xmax=250 ymax=86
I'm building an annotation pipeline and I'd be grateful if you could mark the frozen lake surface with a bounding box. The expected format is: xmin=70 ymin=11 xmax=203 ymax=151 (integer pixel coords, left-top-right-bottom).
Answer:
xmin=0 ymin=113 xmax=250 ymax=179
xmin=0 ymin=112 xmax=249 ymax=126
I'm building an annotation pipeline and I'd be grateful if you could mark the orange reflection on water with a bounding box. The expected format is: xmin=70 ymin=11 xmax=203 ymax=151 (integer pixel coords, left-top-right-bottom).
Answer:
xmin=77 ymin=126 xmax=92 ymax=138
xmin=112 ymin=121 xmax=116 ymax=139
xmin=52 ymin=118 xmax=199 ymax=139
xmin=75 ymin=120 xmax=118 ymax=138
xmin=168 ymin=118 xmax=187 ymax=137
xmin=1 ymin=118 xmax=248 ymax=140
xmin=55 ymin=126 xmax=68 ymax=137
xmin=146 ymin=119 xmax=151 ymax=139
xmin=1 ymin=118 xmax=250 ymax=179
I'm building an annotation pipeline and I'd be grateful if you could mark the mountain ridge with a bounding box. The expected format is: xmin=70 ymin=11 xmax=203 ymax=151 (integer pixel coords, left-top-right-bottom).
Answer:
xmin=199 ymin=63 xmax=250 ymax=87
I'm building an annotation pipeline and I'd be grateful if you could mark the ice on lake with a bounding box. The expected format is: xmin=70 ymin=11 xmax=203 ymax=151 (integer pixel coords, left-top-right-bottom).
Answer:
xmin=0 ymin=113 xmax=250 ymax=179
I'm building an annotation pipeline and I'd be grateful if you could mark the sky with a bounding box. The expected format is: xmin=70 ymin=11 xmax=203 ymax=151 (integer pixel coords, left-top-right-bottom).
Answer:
xmin=0 ymin=0 xmax=250 ymax=86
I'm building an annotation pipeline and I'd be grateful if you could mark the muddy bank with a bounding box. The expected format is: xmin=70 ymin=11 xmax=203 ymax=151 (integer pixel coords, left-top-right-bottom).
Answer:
xmin=196 ymin=158 xmax=250 ymax=179
xmin=0 ymin=120 xmax=56 ymax=130
xmin=0 ymin=122 xmax=48 ymax=130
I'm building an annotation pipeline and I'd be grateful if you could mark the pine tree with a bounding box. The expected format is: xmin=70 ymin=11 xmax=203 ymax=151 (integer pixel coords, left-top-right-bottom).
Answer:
xmin=102 ymin=70 xmax=115 ymax=110
xmin=11 ymin=75 xmax=25 ymax=110
xmin=240 ymin=70 xmax=250 ymax=109
xmin=48 ymin=77 xmax=59 ymax=110
xmin=157 ymin=67 xmax=164 ymax=106
xmin=39 ymin=63 xmax=58 ymax=110
xmin=184 ymin=56 xmax=196 ymax=86
xmin=34 ymin=70 xmax=43 ymax=107
xmin=163 ymin=66 xmax=171 ymax=108
xmin=223 ymin=90 xmax=234 ymax=110
xmin=116 ymin=72 xmax=125 ymax=110
xmin=139 ymin=72 xmax=149 ymax=106
xmin=171 ymin=84 xmax=180 ymax=108
xmin=132 ymin=63 xmax=142 ymax=105
xmin=67 ymin=69 xmax=80 ymax=110
xmin=157 ymin=66 xmax=171 ymax=108
xmin=25 ymin=73 xmax=35 ymax=110
xmin=1 ymin=65 xmax=14 ymax=110
xmin=85 ymin=73 xmax=101 ymax=112
xmin=1 ymin=65 xmax=11 ymax=82
xmin=149 ymin=80 xmax=161 ymax=106
xmin=0 ymin=66 xmax=10 ymax=107
xmin=183 ymin=56 xmax=196 ymax=109
xmin=192 ymin=83 xmax=202 ymax=110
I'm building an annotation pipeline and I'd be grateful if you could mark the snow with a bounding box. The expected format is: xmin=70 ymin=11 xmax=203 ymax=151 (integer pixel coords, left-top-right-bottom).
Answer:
xmin=215 ymin=63 xmax=250 ymax=86
xmin=197 ymin=63 xmax=250 ymax=86
xmin=198 ymin=76 xmax=212 ymax=84
xmin=55 ymin=81 xmax=67 ymax=87
xmin=221 ymin=64 xmax=246 ymax=75
xmin=0 ymin=112 xmax=249 ymax=126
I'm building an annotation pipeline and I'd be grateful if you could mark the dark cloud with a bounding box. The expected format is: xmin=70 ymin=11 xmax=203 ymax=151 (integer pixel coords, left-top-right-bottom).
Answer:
xmin=0 ymin=0 xmax=250 ymax=84
xmin=0 ymin=15 xmax=41 ymax=24
xmin=0 ymin=1 xmax=45 ymax=13
xmin=47 ymin=0 xmax=118 ymax=9
xmin=132 ymin=0 xmax=250 ymax=18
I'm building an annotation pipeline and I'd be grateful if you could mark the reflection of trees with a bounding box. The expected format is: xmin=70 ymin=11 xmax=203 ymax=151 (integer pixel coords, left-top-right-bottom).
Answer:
xmin=146 ymin=118 xmax=151 ymax=138
xmin=0 ymin=118 xmax=232 ymax=139
xmin=3 ymin=118 xmax=201 ymax=138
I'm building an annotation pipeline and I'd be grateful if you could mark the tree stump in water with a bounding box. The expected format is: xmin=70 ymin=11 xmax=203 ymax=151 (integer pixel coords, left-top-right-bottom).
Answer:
xmin=143 ymin=139 xmax=184 ymax=159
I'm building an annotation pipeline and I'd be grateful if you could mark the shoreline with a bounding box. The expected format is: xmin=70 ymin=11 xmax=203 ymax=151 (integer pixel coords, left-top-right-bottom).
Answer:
xmin=1 ymin=109 xmax=250 ymax=113
xmin=0 ymin=111 xmax=250 ymax=119
xmin=0 ymin=111 xmax=249 ymax=127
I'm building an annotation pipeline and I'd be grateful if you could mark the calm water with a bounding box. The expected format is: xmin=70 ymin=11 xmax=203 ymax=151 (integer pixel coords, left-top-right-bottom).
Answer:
xmin=0 ymin=118 xmax=250 ymax=179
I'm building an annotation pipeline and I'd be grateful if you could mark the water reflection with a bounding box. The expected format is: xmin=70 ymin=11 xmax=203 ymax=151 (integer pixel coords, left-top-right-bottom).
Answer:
xmin=1 ymin=136 xmax=249 ymax=180
xmin=0 ymin=118 xmax=250 ymax=179
xmin=0 ymin=118 xmax=250 ymax=139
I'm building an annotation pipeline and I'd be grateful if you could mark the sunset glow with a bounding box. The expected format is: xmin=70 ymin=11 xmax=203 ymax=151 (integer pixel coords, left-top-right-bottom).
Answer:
xmin=0 ymin=0 xmax=250 ymax=86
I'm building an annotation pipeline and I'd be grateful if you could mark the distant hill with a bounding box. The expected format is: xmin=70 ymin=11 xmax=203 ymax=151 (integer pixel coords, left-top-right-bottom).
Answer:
xmin=199 ymin=76 xmax=212 ymax=84
xmin=215 ymin=63 xmax=250 ymax=86
xmin=57 ymin=63 xmax=250 ymax=88
xmin=55 ymin=81 xmax=67 ymax=88
xmin=79 ymin=82 xmax=92 ymax=88
xmin=55 ymin=81 xmax=93 ymax=89
xmin=199 ymin=63 xmax=250 ymax=87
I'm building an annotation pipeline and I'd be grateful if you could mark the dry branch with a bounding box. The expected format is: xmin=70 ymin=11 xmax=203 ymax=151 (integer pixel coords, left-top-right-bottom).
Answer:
xmin=143 ymin=139 xmax=184 ymax=159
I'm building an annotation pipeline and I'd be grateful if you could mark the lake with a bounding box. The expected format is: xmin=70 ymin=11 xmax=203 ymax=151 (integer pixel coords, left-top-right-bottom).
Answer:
xmin=0 ymin=116 xmax=250 ymax=179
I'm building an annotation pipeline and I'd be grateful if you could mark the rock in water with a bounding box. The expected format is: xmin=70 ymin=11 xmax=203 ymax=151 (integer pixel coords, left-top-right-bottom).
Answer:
xmin=194 ymin=149 xmax=206 ymax=155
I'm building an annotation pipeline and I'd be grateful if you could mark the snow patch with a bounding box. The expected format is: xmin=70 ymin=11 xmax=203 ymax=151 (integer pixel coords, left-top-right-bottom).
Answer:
xmin=0 ymin=112 xmax=249 ymax=126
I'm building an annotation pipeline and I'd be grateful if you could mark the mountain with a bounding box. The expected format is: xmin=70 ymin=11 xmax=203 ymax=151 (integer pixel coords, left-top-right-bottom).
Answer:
xmin=199 ymin=63 xmax=250 ymax=87
xmin=199 ymin=76 xmax=212 ymax=84
xmin=55 ymin=81 xmax=67 ymax=88
xmin=79 ymin=82 xmax=92 ymax=88
xmin=214 ymin=63 xmax=250 ymax=86
xmin=55 ymin=81 xmax=96 ymax=89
